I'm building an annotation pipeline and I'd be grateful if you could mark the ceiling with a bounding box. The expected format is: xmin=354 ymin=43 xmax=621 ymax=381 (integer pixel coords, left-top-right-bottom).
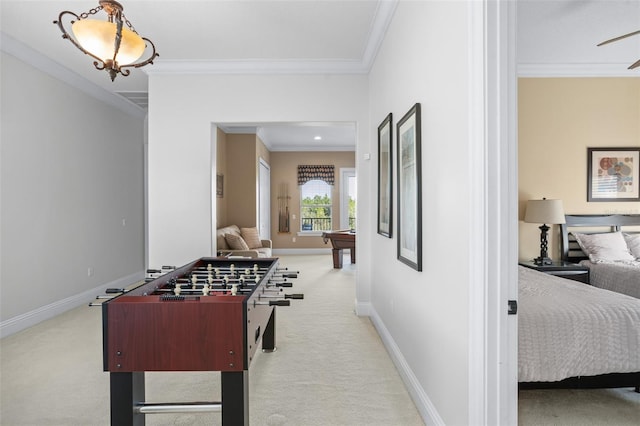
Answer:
xmin=1 ymin=0 xmax=639 ymax=151
xmin=218 ymin=122 xmax=358 ymax=152
xmin=517 ymin=0 xmax=640 ymax=75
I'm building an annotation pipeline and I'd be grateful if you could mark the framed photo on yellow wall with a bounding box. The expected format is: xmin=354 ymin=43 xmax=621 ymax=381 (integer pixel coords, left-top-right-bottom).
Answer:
xmin=587 ymin=147 xmax=640 ymax=202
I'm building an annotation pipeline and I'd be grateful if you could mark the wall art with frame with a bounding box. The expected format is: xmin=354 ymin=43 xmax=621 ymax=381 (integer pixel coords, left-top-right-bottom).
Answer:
xmin=587 ymin=147 xmax=640 ymax=202
xmin=216 ymin=174 xmax=224 ymax=198
xmin=396 ymin=103 xmax=422 ymax=271
xmin=377 ymin=113 xmax=393 ymax=237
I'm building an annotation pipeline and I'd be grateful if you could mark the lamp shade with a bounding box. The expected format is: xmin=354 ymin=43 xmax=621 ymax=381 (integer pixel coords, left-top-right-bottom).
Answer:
xmin=72 ymin=19 xmax=145 ymax=65
xmin=524 ymin=199 xmax=565 ymax=224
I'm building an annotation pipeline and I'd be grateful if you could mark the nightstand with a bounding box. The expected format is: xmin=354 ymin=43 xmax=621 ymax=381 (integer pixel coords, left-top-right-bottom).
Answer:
xmin=518 ymin=260 xmax=590 ymax=284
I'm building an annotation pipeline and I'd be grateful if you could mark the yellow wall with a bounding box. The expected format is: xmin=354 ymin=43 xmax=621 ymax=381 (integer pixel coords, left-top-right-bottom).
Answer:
xmin=225 ymin=134 xmax=258 ymax=228
xmin=256 ymin=136 xmax=270 ymax=166
xmin=270 ymin=151 xmax=356 ymax=249
xmin=518 ymin=77 xmax=640 ymax=261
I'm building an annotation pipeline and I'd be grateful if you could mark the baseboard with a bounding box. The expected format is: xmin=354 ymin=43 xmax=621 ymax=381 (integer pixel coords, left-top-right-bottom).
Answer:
xmin=272 ymin=248 xmax=332 ymax=255
xmin=0 ymin=271 xmax=144 ymax=338
xmin=368 ymin=307 xmax=445 ymax=426
xmin=355 ymin=300 xmax=371 ymax=316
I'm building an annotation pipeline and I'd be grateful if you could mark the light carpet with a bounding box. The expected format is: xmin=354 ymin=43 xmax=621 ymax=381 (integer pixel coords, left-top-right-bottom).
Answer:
xmin=518 ymin=387 xmax=639 ymax=425
xmin=2 ymin=254 xmax=639 ymax=425
xmin=1 ymin=255 xmax=424 ymax=426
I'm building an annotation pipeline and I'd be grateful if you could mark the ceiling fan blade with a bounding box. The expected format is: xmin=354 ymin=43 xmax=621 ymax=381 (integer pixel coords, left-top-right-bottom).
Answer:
xmin=597 ymin=29 xmax=640 ymax=46
xmin=628 ymin=58 xmax=640 ymax=70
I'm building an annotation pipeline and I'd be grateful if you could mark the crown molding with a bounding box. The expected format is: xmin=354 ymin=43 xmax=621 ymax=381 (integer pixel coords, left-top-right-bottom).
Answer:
xmin=361 ymin=0 xmax=398 ymax=68
xmin=146 ymin=59 xmax=369 ymax=75
xmin=518 ymin=63 xmax=640 ymax=78
xmin=3 ymin=1 xmax=398 ymax=83
xmin=1 ymin=32 xmax=146 ymax=118
xmin=147 ymin=0 xmax=398 ymax=76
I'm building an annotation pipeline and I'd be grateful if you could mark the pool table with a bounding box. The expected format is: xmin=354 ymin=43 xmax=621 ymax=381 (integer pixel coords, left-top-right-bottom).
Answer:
xmin=322 ymin=229 xmax=356 ymax=268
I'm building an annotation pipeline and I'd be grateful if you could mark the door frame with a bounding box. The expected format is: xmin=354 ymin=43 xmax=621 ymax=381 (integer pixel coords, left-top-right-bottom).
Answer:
xmin=469 ymin=1 xmax=518 ymax=425
xmin=258 ymin=158 xmax=271 ymax=240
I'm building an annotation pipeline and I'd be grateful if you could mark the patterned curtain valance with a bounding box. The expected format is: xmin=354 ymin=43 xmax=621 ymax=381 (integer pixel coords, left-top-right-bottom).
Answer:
xmin=297 ymin=165 xmax=335 ymax=186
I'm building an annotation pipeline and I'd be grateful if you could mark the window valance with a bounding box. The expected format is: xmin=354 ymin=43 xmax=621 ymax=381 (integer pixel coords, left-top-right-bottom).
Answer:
xmin=297 ymin=165 xmax=335 ymax=186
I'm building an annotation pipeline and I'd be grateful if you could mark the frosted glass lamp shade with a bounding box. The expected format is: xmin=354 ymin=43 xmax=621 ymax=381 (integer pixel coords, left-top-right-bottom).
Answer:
xmin=72 ymin=19 xmax=145 ymax=65
xmin=524 ymin=199 xmax=565 ymax=225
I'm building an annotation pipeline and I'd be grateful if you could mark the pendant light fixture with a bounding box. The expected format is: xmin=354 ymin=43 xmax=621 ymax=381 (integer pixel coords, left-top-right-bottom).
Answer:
xmin=54 ymin=0 xmax=158 ymax=81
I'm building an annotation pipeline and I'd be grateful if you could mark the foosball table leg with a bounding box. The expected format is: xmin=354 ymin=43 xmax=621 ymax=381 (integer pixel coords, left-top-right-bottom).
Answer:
xmin=110 ymin=372 xmax=145 ymax=426
xmin=221 ymin=371 xmax=249 ymax=426
xmin=262 ymin=309 xmax=276 ymax=352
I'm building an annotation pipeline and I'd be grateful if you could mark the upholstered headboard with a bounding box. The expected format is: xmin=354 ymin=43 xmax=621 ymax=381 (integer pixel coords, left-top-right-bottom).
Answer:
xmin=560 ymin=214 xmax=640 ymax=262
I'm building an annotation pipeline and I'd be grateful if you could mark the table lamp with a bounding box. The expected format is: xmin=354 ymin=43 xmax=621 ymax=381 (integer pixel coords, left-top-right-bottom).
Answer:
xmin=524 ymin=198 xmax=565 ymax=265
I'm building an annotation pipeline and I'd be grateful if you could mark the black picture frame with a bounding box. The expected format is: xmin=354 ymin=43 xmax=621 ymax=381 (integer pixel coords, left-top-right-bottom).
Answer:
xmin=396 ymin=103 xmax=422 ymax=271
xmin=377 ymin=113 xmax=393 ymax=237
xmin=587 ymin=147 xmax=640 ymax=202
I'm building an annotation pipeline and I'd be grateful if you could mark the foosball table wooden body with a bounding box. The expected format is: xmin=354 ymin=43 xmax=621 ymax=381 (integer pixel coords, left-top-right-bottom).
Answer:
xmin=102 ymin=257 xmax=286 ymax=426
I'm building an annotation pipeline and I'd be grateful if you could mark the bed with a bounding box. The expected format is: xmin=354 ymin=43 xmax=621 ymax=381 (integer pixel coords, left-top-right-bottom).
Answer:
xmin=560 ymin=214 xmax=640 ymax=298
xmin=518 ymin=265 xmax=640 ymax=390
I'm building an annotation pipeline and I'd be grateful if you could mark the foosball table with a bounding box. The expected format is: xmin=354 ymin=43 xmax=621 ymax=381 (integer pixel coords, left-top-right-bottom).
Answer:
xmin=95 ymin=257 xmax=301 ymax=426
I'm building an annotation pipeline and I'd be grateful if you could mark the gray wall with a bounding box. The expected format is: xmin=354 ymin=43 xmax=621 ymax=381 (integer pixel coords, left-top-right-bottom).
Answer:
xmin=0 ymin=51 xmax=145 ymax=323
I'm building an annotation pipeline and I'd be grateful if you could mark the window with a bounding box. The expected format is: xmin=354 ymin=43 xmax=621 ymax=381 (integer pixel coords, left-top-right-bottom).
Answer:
xmin=300 ymin=179 xmax=332 ymax=231
xmin=340 ymin=168 xmax=356 ymax=230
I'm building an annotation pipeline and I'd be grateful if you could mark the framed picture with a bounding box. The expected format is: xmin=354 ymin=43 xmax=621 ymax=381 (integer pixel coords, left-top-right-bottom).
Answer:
xmin=377 ymin=113 xmax=393 ymax=237
xmin=587 ymin=147 xmax=640 ymax=202
xmin=216 ymin=173 xmax=224 ymax=198
xmin=396 ymin=103 xmax=422 ymax=271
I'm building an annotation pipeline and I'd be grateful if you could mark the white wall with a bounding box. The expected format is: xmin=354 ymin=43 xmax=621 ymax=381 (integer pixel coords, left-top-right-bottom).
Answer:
xmin=367 ymin=2 xmax=471 ymax=424
xmin=0 ymin=0 xmax=513 ymax=421
xmin=0 ymin=52 xmax=146 ymax=327
xmin=146 ymin=74 xmax=371 ymax=288
xmin=146 ymin=2 xmax=514 ymax=425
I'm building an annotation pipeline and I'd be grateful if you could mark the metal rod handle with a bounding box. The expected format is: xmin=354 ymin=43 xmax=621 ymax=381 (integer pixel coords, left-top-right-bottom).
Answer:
xmin=134 ymin=402 xmax=222 ymax=414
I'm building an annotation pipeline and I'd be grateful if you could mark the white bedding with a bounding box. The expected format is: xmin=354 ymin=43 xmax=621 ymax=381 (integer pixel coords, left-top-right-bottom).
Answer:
xmin=518 ymin=265 xmax=640 ymax=383
xmin=579 ymin=260 xmax=640 ymax=298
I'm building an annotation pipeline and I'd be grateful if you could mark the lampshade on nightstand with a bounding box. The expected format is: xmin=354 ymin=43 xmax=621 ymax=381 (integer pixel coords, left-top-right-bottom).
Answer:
xmin=524 ymin=198 xmax=565 ymax=266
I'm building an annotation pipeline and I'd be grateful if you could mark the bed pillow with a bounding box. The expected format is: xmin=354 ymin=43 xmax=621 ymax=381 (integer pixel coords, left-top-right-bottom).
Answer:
xmin=225 ymin=233 xmax=250 ymax=250
xmin=241 ymin=227 xmax=262 ymax=249
xmin=623 ymin=233 xmax=640 ymax=260
xmin=572 ymin=231 xmax=635 ymax=263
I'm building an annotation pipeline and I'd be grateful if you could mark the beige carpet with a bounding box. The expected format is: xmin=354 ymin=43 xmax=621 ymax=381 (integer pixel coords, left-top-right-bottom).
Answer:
xmin=518 ymin=388 xmax=640 ymax=426
xmin=0 ymin=255 xmax=424 ymax=426
xmin=2 ymin=254 xmax=639 ymax=425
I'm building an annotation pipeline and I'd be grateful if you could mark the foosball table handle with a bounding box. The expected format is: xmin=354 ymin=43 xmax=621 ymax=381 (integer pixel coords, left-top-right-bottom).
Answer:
xmin=269 ymin=300 xmax=291 ymax=306
xmin=284 ymin=294 xmax=304 ymax=299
